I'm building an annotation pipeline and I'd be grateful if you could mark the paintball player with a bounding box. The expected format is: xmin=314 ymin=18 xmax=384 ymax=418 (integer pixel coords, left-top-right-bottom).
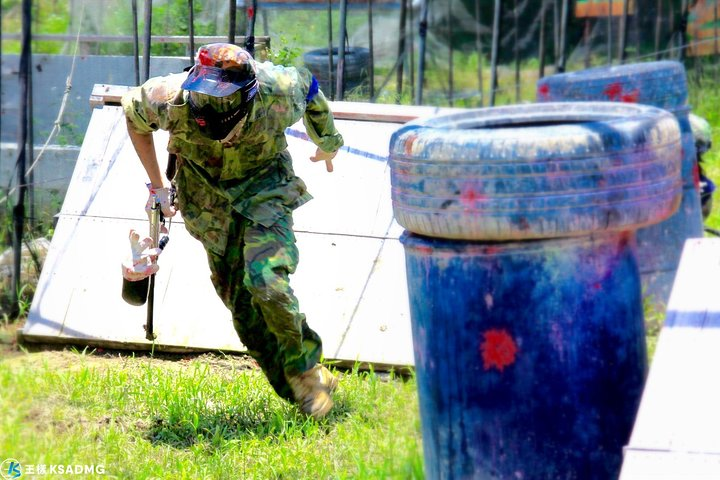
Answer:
xmin=121 ymin=43 xmax=344 ymax=420
xmin=689 ymin=113 xmax=716 ymax=219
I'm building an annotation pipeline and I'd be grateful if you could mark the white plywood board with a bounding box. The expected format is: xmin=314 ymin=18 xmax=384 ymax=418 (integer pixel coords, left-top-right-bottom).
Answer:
xmin=288 ymin=120 xmax=395 ymax=239
xmin=23 ymin=104 xmax=416 ymax=368
xmin=620 ymin=238 xmax=720 ymax=478
xmin=24 ymin=215 xmax=235 ymax=350
xmin=333 ymin=237 xmax=414 ymax=368
xmin=621 ymin=449 xmax=720 ymax=480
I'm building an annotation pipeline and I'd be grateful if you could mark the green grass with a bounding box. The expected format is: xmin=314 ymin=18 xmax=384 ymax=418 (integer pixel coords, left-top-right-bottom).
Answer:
xmin=690 ymin=78 xmax=720 ymax=235
xmin=0 ymin=341 xmax=423 ymax=479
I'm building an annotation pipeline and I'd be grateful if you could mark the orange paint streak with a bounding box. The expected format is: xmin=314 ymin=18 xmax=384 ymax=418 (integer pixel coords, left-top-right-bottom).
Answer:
xmin=404 ymin=135 xmax=416 ymax=156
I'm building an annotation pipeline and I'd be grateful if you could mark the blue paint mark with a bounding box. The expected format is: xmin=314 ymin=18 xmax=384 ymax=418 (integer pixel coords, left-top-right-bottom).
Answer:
xmin=285 ymin=128 xmax=388 ymax=162
xmin=305 ymin=76 xmax=319 ymax=103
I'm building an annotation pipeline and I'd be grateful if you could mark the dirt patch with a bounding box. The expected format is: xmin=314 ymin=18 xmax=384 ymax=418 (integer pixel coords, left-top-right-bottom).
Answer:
xmin=0 ymin=319 xmax=259 ymax=374
xmin=0 ymin=319 xmax=25 ymax=359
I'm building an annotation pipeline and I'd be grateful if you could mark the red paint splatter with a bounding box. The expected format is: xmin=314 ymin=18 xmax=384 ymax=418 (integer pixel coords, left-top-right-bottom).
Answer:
xmin=692 ymin=162 xmax=701 ymax=190
xmin=602 ymin=82 xmax=640 ymax=103
xmin=460 ymin=185 xmax=485 ymax=208
xmin=603 ymin=82 xmax=623 ymax=101
xmin=538 ymin=84 xmax=550 ymax=99
xmin=480 ymin=329 xmax=518 ymax=372
xmin=198 ymin=48 xmax=214 ymax=66
xmin=621 ymin=89 xmax=640 ymax=103
xmin=415 ymin=245 xmax=433 ymax=255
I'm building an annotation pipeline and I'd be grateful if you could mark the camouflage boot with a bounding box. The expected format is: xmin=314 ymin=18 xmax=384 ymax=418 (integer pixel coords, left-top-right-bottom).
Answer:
xmin=287 ymin=364 xmax=338 ymax=420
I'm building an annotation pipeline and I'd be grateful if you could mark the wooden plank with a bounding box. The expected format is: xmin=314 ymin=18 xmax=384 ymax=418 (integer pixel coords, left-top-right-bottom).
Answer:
xmin=89 ymin=84 xmax=466 ymax=123
xmin=620 ymin=238 xmax=720 ymax=477
xmin=1 ymin=33 xmax=270 ymax=47
xmin=327 ymin=101 xmax=465 ymax=123
xmin=90 ymin=84 xmax=133 ymax=108
xmin=621 ymin=449 xmax=720 ymax=480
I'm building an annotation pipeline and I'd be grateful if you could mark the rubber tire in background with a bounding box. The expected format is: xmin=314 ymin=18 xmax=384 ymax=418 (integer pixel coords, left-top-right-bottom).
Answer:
xmin=536 ymin=60 xmax=697 ymax=187
xmin=303 ymin=47 xmax=370 ymax=95
xmin=536 ymin=60 xmax=688 ymax=111
xmin=389 ymin=102 xmax=682 ymax=241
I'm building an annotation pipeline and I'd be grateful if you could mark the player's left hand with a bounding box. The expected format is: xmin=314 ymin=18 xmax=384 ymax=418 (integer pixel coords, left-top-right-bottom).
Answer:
xmin=310 ymin=148 xmax=338 ymax=173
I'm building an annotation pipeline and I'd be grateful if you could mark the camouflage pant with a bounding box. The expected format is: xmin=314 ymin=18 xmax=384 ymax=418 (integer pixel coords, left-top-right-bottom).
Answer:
xmin=175 ymin=165 xmax=323 ymax=401
xmin=204 ymin=212 xmax=323 ymax=401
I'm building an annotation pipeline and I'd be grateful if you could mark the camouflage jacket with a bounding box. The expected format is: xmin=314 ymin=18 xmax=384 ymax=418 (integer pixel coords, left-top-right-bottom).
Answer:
xmin=122 ymin=63 xmax=344 ymax=252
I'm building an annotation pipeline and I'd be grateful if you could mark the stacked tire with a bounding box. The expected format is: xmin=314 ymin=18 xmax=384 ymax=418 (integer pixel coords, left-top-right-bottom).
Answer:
xmin=537 ymin=61 xmax=704 ymax=307
xmin=391 ymin=102 xmax=682 ymax=480
xmin=390 ymin=102 xmax=682 ymax=241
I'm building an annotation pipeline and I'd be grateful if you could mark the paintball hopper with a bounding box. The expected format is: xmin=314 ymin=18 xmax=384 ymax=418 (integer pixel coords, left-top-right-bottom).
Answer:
xmin=122 ymin=276 xmax=151 ymax=306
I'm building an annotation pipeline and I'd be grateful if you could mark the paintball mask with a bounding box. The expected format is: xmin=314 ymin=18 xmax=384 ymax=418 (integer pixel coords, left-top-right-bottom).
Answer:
xmin=181 ymin=43 xmax=259 ymax=140
xmin=689 ymin=113 xmax=712 ymax=155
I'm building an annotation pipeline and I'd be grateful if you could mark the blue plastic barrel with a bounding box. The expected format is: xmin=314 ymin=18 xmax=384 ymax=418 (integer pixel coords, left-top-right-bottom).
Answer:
xmin=537 ymin=61 xmax=704 ymax=307
xmin=402 ymin=232 xmax=647 ymax=479
xmin=390 ymin=103 xmax=681 ymax=479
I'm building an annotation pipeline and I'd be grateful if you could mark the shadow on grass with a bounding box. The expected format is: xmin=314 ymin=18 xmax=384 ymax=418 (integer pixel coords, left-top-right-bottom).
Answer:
xmin=144 ymin=397 xmax=353 ymax=449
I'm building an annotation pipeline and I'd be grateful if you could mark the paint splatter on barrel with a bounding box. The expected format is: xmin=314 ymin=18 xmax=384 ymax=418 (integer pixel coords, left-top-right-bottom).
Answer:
xmin=390 ymin=102 xmax=681 ymax=479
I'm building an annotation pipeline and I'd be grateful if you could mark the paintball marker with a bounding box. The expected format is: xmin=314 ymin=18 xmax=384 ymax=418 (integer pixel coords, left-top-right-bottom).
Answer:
xmin=121 ymin=195 xmax=170 ymax=340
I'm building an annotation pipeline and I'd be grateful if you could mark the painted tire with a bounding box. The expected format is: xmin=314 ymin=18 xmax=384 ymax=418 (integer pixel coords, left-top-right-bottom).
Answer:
xmin=536 ymin=60 xmax=688 ymax=111
xmin=536 ymin=60 xmax=696 ymax=187
xmin=389 ymin=102 xmax=682 ymax=241
xmin=303 ymin=47 xmax=370 ymax=94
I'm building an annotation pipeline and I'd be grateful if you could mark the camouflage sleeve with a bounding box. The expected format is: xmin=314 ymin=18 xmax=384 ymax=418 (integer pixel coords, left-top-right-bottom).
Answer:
xmin=298 ymin=68 xmax=344 ymax=153
xmin=121 ymin=74 xmax=184 ymax=134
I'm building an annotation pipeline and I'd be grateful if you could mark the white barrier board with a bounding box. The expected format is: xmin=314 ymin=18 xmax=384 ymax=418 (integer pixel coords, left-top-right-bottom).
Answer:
xmin=22 ymin=103 xmax=414 ymax=369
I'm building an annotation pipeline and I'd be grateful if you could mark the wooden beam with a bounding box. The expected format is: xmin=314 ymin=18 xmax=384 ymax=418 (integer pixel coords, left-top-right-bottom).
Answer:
xmin=90 ymin=84 xmax=465 ymax=122
xmin=1 ymin=33 xmax=271 ymax=46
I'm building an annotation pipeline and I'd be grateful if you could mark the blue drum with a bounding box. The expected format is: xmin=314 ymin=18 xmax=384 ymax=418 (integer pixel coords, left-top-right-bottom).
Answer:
xmin=390 ymin=102 xmax=681 ymax=479
xmin=402 ymin=232 xmax=646 ymax=479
